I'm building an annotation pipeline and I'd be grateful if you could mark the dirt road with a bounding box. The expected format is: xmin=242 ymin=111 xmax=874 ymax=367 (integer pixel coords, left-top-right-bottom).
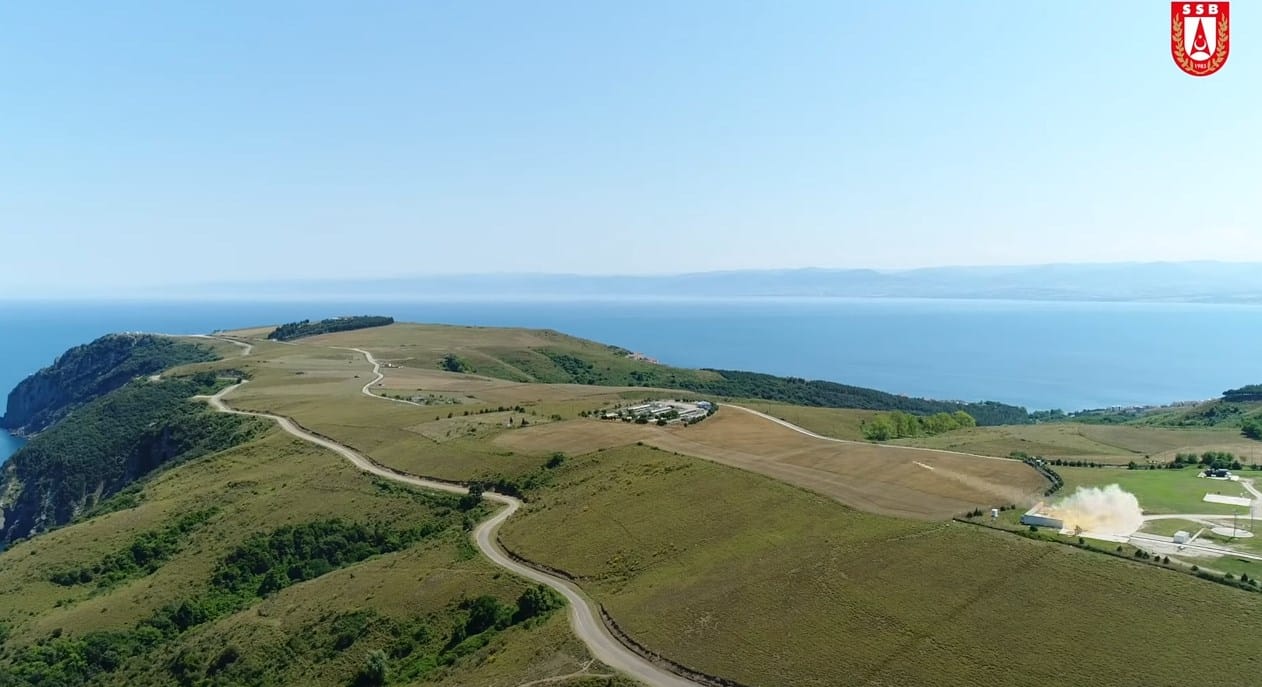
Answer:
xmin=723 ymin=403 xmax=1018 ymax=463
xmin=202 ymin=380 xmax=702 ymax=687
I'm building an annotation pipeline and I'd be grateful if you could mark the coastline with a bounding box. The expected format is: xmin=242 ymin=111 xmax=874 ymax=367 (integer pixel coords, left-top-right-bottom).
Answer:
xmin=2 ymin=299 xmax=1260 ymax=411
xmin=0 ymin=428 xmax=24 ymax=467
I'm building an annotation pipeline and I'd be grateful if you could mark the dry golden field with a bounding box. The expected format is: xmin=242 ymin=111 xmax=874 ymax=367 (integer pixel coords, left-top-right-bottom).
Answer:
xmin=500 ymin=410 xmax=1045 ymax=519
xmin=220 ymin=327 xmax=1048 ymax=519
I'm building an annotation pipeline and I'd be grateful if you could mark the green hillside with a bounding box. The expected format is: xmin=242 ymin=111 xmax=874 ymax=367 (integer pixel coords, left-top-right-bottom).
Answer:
xmin=501 ymin=444 xmax=1262 ymax=687
xmin=0 ymin=430 xmax=607 ymax=687
xmin=1 ymin=334 xmax=217 ymax=435
xmin=0 ymin=374 xmax=266 ymax=544
xmin=1052 ymin=388 xmax=1262 ymax=441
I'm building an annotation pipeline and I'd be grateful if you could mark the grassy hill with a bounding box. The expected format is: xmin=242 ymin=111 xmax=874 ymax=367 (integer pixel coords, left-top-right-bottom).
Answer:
xmin=0 ymin=419 xmax=621 ymax=687
xmin=306 ymin=323 xmax=1031 ymax=424
xmin=6 ymin=322 xmax=1261 ymax=686
xmin=1 ymin=334 xmax=218 ymax=436
xmin=1 ymin=373 xmax=269 ymax=544
xmin=501 ymin=444 xmax=1262 ymax=687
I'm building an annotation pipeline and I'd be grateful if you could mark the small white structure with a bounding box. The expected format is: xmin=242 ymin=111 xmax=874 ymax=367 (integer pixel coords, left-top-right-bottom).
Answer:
xmin=1173 ymin=530 xmax=1191 ymax=544
xmin=990 ymin=508 xmax=999 ymax=519
xmin=1019 ymin=504 xmax=1064 ymax=530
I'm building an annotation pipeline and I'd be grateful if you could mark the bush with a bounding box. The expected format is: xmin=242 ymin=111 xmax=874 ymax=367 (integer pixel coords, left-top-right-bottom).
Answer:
xmin=463 ymin=596 xmax=513 ymax=636
xmin=513 ymin=585 xmax=564 ymax=624
xmin=355 ymin=649 xmax=389 ymax=687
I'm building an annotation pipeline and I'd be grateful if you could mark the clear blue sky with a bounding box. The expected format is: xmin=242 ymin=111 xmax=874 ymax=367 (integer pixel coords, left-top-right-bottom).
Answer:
xmin=1 ymin=1 xmax=1256 ymax=294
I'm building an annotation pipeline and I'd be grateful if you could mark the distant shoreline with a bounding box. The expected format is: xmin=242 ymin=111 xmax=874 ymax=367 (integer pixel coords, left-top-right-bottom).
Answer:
xmin=1 ymin=299 xmax=1258 ymax=412
xmin=9 ymin=261 xmax=1262 ymax=304
xmin=6 ymin=295 xmax=1262 ymax=308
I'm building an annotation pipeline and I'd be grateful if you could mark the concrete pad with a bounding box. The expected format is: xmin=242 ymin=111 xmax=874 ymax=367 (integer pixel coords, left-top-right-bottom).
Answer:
xmin=1203 ymin=493 xmax=1253 ymax=508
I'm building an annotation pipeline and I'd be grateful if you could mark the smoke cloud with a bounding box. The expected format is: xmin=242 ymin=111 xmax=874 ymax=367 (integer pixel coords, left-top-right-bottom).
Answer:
xmin=1045 ymin=485 xmax=1143 ymax=535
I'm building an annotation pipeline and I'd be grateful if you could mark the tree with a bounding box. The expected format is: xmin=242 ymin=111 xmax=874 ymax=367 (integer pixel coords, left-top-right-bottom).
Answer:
xmin=440 ymin=354 xmax=470 ymax=373
xmin=513 ymin=585 xmax=563 ymax=623
xmin=863 ymin=415 xmax=896 ymax=441
xmin=1243 ymin=418 xmax=1262 ymax=441
xmin=458 ymin=484 xmax=483 ymax=511
xmin=464 ymin=596 xmax=512 ymax=635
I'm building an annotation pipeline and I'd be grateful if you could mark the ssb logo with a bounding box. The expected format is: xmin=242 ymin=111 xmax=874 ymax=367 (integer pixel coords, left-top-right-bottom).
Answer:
xmin=1171 ymin=3 xmax=1230 ymax=76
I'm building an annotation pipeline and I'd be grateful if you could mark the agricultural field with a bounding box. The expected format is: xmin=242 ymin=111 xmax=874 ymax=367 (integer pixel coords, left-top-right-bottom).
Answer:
xmin=501 ymin=411 xmax=1047 ymax=521
xmin=895 ymin=422 xmax=1262 ymax=464
xmin=722 ymin=400 xmax=880 ymax=440
xmin=501 ymin=444 xmax=1262 ymax=687
xmin=638 ymin=407 xmax=1044 ymax=519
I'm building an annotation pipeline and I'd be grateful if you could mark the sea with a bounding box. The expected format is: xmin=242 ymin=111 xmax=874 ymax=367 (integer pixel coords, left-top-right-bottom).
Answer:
xmin=3 ymin=297 xmax=1261 ymax=465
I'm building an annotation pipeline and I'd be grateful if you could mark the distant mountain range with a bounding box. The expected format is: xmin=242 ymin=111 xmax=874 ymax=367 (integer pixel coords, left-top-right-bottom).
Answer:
xmin=177 ymin=262 xmax=1262 ymax=303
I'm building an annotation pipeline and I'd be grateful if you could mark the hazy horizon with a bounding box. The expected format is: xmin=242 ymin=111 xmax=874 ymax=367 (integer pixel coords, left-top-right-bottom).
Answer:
xmin=6 ymin=260 xmax=1262 ymax=304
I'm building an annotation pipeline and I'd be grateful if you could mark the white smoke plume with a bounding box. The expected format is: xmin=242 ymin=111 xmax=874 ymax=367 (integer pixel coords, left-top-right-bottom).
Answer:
xmin=1045 ymin=485 xmax=1144 ymax=535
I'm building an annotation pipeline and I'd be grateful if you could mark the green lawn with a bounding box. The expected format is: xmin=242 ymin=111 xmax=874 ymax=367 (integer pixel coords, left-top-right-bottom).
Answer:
xmin=1057 ymin=466 xmax=1252 ymax=515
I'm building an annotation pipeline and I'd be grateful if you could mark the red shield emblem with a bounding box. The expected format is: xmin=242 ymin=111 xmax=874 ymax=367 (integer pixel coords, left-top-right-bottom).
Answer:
xmin=1171 ymin=3 xmax=1230 ymax=76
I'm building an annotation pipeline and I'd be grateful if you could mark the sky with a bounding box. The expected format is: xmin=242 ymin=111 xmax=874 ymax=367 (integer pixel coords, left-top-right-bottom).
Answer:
xmin=1 ymin=1 xmax=1257 ymax=295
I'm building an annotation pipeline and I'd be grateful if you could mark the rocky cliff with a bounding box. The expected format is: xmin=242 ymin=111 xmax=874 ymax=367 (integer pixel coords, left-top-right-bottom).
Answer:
xmin=0 ymin=375 xmax=265 ymax=544
xmin=0 ymin=334 xmax=216 ymax=436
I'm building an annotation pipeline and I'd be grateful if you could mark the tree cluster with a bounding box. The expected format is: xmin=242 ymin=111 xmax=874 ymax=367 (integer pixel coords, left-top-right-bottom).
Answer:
xmin=862 ymin=410 xmax=976 ymax=440
xmin=266 ymin=315 xmax=394 ymax=341
xmin=1222 ymin=384 xmax=1262 ymax=402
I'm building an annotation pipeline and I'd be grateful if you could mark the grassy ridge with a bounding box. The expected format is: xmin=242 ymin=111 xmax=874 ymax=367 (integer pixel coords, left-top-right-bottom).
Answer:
xmin=313 ymin=323 xmax=1030 ymax=424
xmin=1 ymin=334 xmax=218 ymax=435
xmin=502 ymin=444 xmax=1262 ymax=687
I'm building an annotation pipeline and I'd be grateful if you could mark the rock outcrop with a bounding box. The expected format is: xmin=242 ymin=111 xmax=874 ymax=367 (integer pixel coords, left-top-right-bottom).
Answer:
xmin=1 ymin=334 xmax=215 ymax=436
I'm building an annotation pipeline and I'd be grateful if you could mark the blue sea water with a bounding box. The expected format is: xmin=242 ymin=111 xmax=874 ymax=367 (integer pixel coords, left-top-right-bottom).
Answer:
xmin=2 ymin=297 xmax=1261 ymax=466
xmin=0 ymin=431 xmax=22 ymax=464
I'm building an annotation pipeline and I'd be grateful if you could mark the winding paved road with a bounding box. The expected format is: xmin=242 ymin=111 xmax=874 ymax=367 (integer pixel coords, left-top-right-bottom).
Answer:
xmin=202 ymin=354 xmax=702 ymax=687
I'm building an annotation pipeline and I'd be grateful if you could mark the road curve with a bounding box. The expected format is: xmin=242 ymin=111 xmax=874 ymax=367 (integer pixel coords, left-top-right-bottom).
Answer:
xmin=722 ymin=403 xmax=1019 ymax=463
xmin=335 ymin=346 xmax=424 ymax=406
xmin=202 ymin=381 xmax=701 ymax=687
xmin=148 ymin=332 xmax=255 ymax=357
